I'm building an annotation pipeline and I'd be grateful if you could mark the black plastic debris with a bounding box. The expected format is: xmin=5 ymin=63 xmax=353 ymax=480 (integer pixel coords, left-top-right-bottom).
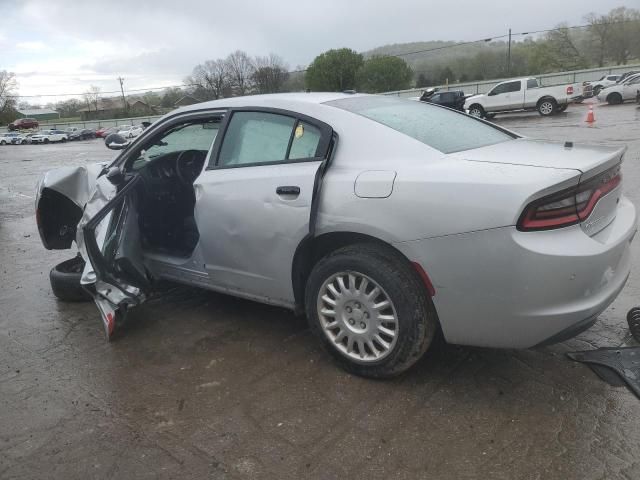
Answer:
xmin=567 ymin=347 xmax=640 ymax=399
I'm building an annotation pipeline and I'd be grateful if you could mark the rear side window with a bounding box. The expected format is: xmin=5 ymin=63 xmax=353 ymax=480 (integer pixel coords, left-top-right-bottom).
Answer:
xmin=327 ymin=96 xmax=515 ymax=154
xmin=526 ymin=79 xmax=539 ymax=89
xmin=218 ymin=111 xmax=322 ymax=166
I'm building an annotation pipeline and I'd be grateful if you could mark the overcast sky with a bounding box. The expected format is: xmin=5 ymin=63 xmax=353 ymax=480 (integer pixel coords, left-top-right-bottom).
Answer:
xmin=1 ymin=0 xmax=630 ymax=103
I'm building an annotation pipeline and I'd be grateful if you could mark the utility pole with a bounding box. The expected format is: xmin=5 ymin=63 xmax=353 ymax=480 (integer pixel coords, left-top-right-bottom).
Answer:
xmin=507 ymin=28 xmax=512 ymax=76
xmin=117 ymin=76 xmax=127 ymax=113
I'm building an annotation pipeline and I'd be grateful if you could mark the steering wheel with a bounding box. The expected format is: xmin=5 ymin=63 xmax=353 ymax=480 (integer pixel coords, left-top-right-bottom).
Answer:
xmin=175 ymin=150 xmax=201 ymax=186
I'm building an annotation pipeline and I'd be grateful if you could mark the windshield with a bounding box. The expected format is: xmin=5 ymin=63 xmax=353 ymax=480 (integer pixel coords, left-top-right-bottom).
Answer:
xmin=326 ymin=96 xmax=515 ymax=154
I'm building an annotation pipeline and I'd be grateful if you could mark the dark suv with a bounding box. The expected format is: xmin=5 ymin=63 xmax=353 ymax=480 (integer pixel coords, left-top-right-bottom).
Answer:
xmin=8 ymin=118 xmax=39 ymax=131
xmin=419 ymin=90 xmax=466 ymax=111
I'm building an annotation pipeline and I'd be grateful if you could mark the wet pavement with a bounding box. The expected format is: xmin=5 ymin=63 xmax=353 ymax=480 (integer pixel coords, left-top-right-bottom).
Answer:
xmin=1 ymin=101 xmax=640 ymax=479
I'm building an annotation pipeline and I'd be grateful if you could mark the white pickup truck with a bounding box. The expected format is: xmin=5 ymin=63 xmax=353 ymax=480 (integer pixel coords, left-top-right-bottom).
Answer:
xmin=464 ymin=77 xmax=588 ymax=118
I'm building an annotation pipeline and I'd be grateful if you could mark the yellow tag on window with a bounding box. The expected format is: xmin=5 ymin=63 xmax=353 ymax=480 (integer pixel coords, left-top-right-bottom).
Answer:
xmin=294 ymin=124 xmax=304 ymax=138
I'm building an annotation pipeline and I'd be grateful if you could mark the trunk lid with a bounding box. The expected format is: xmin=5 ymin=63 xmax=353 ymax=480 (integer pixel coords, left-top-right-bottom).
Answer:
xmin=452 ymin=138 xmax=624 ymax=174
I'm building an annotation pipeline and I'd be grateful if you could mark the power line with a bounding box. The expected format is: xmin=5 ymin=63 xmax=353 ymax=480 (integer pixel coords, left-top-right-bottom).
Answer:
xmin=7 ymin=83 xmax=197 ymax=99
xmin=8 ymin=18 xmax=640 ymax=99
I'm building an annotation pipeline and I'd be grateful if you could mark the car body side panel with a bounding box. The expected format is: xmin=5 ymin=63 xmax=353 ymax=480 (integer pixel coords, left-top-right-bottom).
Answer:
xmin=394 ymin=196 xmax=636 ymax=348
xmin=316 ymin=157 xmax=579 ymax=243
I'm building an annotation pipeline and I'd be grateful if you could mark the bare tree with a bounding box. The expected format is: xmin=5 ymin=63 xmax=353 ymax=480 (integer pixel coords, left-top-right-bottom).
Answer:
xmin=225 ymin=50 xmax=254 ymax=96
xmin=186 ymin=59 xmax=230 ymax=100
xmin=0 ymin=70 xmax=17 ymax=114
xmin=83 ymin=85 xmax=101 ymax=113
xmin=252 ymin=54 xmax=290 ymax=94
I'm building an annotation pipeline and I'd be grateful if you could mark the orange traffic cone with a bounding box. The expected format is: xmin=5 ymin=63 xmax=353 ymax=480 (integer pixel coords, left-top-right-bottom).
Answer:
xmin=585 ymin=105 xmax=595 ymax=123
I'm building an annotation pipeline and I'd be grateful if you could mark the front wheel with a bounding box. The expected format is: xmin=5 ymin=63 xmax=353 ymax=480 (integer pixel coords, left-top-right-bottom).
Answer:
xmin=50 ymin=256 xmax=92 ymax=302
xmin=305 ymin=244 xmax=437 ymax=378
xmin=61 ymin=137 xmax=67 ymax=143
xmin=468 ymin=104 xmax=485 ymax=118
xmin=0 ymin=140 xmax=5 ymax=146
xmin=43 ymin=138 xmax=50 ymax=144
xmin=537 ymin=99 xmax=556 ymax=116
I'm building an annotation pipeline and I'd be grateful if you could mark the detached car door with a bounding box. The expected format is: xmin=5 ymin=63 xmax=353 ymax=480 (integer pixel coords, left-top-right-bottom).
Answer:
xmin=194 ymin=108 xmax=333 ymax=306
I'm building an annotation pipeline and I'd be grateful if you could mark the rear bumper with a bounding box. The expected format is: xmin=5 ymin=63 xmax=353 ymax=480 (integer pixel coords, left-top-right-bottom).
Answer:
xmin=394 ymin=196 xmax=637 ymax=348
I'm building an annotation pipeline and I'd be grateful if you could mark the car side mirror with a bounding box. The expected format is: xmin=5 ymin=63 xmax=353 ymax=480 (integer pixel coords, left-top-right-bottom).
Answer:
xmin=105 ymin=133 xmax=129 ymax=150
xmin=106 ymin=166 xmax=126 ymax=186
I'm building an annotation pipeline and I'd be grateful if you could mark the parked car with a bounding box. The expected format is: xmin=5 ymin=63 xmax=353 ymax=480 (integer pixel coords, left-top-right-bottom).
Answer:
xmin=592 ymin=74 xmax=622 ymax=95
xmin=117 ymin=125 xmax=144 ymax=138
xmin=30 ymin=130 xmax=69 ymax=143
xmin=618 ymin=71 xmax=640 ymax=83
xmin=420 ymin=90 xmax=466 ymax=111
xmin=95 ymin=126 xmax=119 ymax=138
xmin=465 ymin=77 xmax=584 ymax=117
xmin=597 ymin=73 xmax=640 ymax=105
xmin=69 ymin=129 xmax=96 ymax=141
xmin=0 ymin=132 xmax=23 ymax=145
xmin=8 ymin=118 xmax=39 ymax=131
xmin=36 ymin=93 xmax=636 ymax=378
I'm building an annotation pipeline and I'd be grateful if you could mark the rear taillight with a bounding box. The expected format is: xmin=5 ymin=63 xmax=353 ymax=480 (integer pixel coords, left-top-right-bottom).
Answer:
xmin=517 ymin=164 xmax=621 ymax=231
xmin=566 ymin=86 xmax=574 ymax=95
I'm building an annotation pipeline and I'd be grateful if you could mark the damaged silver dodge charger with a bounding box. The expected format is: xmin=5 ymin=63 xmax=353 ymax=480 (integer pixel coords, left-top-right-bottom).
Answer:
xmin=36 ymin=93 xmax=637 ymax=378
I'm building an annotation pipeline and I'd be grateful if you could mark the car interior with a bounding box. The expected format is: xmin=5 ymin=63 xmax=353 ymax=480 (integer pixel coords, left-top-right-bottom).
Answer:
xmin=123 ymin=118 xmax=221 ymax=258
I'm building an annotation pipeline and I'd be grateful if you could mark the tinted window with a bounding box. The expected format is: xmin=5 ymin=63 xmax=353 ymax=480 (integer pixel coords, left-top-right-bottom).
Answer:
xmin=526 ymin=79 xmax=539 ymax=89
xmin=490 ymin=83 xmax=509 ymax=95
xmin=218 ymin=112 xmax=322 ymax=166
xmin=505 ymin=81 xmax=521 ymax=92
xmin=327 ymin=96 xmax=515 ymax=154
xmin=430 ymin=94 xmax=440 ymax=102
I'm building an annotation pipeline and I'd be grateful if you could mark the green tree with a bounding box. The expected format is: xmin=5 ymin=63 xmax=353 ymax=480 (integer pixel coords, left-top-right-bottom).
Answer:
xmin=356 ymin=56 xmax=413 ymax=93
xmin=305 ymin=48 xmax=363 ymax=91
xmin=415 ymin=73 xmax=430 ymax=88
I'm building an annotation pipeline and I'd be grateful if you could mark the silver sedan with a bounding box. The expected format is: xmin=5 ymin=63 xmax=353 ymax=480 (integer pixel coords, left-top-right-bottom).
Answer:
xmin=36 ymin=93 xmax=637 ymax=378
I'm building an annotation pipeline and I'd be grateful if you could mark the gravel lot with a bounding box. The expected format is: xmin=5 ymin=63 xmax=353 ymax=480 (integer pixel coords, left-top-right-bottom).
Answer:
xmin=1 ymin=100 xmax=640 ymax=479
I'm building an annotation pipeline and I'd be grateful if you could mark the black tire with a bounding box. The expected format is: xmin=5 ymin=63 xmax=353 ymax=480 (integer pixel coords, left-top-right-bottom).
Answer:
xmin=305 ymin=243 xmax=438 ymax=378
xmin=0 ymin=140 xmax=5 ymax=146
xmin=607 ymin=92 xmax=623 ymax=105
xmin=43 ymin=138 xmax=50 ymax=144
xmin=593 ymin=85 xmax=603 ymax=96
xmin=50 ymin=256 xmax=92 ymax=302
xmin=537 ymin=98 xmax=556 ymax=116
xmin=468 ymin=104 xmax=485 ymax=118
xmin=61 ymin=137 xmax=67 ymax=143
xmin=21 ymin=140 xmax=26 ymax=145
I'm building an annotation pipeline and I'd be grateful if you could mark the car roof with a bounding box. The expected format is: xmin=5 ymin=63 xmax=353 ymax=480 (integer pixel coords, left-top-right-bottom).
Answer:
xmin=175 ymin=92 xmax=368 ymax=115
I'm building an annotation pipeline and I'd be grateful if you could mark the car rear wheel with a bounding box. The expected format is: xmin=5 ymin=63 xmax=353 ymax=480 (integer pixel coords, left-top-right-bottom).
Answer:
xmin=537 ymin=99 xmax=556 ymax=116
xmin=0 ymin=140 xmax=5 ymax=146
xmin=43 ymin=138 xmax=50 ymax=144
xmin=50 ymin=256 xmax=92 ymax=302
xmin=607 ymin=93 xmax=623 ymax=105
xmin=468 ymin=104 xmax=485 ymax=118
xmin=61 ymin=137 xmax=67 ymax=143
xmin=305 ymin=243 xmax=437 ymax=378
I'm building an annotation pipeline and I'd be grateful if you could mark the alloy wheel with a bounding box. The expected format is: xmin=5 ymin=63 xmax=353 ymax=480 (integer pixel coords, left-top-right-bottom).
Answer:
xmin=540 ymin=101 xmax=554 ymax=115
xmin=317 ymin=271 xmax=399 ymax=363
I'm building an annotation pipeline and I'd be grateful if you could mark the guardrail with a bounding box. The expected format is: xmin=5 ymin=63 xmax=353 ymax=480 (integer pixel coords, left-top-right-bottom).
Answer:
xmin=382 ymin=63 xmax=640 ymax=98
xmin=0 ymin=114 xmax=163 ymax=134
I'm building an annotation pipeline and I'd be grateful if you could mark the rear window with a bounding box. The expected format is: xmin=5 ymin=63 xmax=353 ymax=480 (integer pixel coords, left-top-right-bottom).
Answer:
xmin=326 ymin=96 xmax=515 ymax=154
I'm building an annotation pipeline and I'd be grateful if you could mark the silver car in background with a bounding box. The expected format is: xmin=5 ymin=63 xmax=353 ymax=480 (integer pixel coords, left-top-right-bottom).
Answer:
xmin=35 ymin=93 xmax=636 ymax=378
